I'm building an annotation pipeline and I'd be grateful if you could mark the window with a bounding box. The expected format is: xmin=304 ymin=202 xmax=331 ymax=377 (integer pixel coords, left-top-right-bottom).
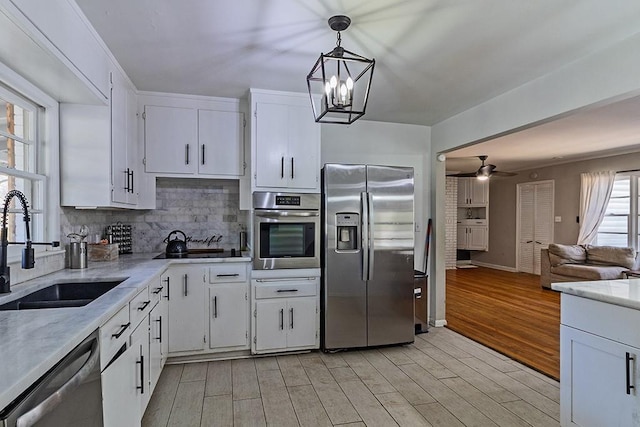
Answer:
xmin=0 ymin=84 xmax=46 ymax=244
xmin=594 ymin=174 xmax=640 ymax=250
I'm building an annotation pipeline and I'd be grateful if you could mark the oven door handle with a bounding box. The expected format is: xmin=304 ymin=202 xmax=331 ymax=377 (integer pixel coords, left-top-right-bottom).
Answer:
xmin=16 ymin=335 xmax=100 ymax=427
xmin=255 ymin=210 xmax=319 ymax=218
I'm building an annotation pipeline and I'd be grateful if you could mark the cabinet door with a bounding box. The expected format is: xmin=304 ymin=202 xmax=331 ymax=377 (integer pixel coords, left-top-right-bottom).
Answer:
xmin=254 ymin=102 xmax=289 ymax=188
xmin=469 ymin=179 xmax=488 ymax=205
xmin=166 ymin=266 xmax=205 ymax=353
xmin=124 ymin=83 xmax=139 ymax=204
xmin=286 ymin=105 xmax=318 ymax=189
xmin=209 ymin=283 xmax=248 ymax=350
xmin=456 ymin=225 xmax=468 ymax=249
xmin=457 ymin=179 xmax=470 ymax=205
xmin=149 ymin=303 xmax=163 ymax=394
xmin=111 ymin=71 xmax=128 ymax=204
xmin=198 ymin=110 xmax=244 ymax=176
xmin=144 ymin=105 xmax=197 ymax=174
xmin=130 ymin=319 xmax=150 ymax=414
xmin=286 ymin=297 xmax=317 ymax=348
xmin=102 ymin=343 xmax=139 ymax=427
xmin=467 ymin=226 xmax=488 ymax=251
xmin=255 ymin=299 xmax=287 ymax=351
xmin=561 ymin=326 xmax=640 ymax=427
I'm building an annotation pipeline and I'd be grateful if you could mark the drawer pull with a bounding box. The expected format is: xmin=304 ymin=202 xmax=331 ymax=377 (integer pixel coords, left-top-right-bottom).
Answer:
xmin=213 ymin=296 xmax=218 ymax=319
xmin=276 ymin=289 xmax=299 ymax=293
xmin=279 ymin=309 xmax=284 ymax=330
xmin=111 ymin=322 xmax=130 ymax=339
xmin=216 ymin=273 xmax=240 ymax=277
xmin=137 ymin=300 xmax=151 ymax=311
xmin=152 ymin=287 xmax=163 ymax=295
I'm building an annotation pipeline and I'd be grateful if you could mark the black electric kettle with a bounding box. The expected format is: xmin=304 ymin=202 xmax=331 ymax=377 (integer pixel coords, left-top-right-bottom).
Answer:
xmin=165 ymin=230 xmax=188 ymax=257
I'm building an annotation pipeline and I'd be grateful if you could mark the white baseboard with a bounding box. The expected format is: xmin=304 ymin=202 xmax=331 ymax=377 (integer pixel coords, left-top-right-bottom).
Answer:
xmin=429 ymin=319 xmax=448 ymax=327
xmin=471 ymin=261 xmax=518 ymax=273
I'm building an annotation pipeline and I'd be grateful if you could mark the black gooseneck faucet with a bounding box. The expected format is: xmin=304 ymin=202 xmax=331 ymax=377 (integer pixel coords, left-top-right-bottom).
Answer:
xmin=0 ymin=190 xmax=60 ymax=294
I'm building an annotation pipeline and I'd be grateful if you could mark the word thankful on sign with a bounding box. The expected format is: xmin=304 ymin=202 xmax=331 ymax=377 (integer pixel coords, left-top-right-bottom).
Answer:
xmin=163 ymin=234 xmax=223 ymax=247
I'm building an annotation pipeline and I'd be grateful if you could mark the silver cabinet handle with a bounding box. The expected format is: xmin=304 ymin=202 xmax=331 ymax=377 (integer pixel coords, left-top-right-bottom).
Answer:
xmin=185 ymin=144 xmax=190 ymax=165
xmin=213 ymin=296 xmax=218 ymax=318
xmin=123 ymin=168 xmax=130 ymax=191
xmin=281 ymin=156 xmax=284 ymax=179
xmin=216 ymin=273 xmax=239 ymax=277
xmin=183 ymin=274 xmax=188 ymax=296
xmin=291 ymin=157 xmax=294 ymax=179
xmin=137 ymin=300 xmax=151 ymax=311
xmin=290 ymin=307 xmax=294 ymax=329
xmin=202 ymin=144 xmax=205 ymax=165
xmin=129 ymin=169 xmax=134 ymax=193
xmin=276 ymin=289 xmax=298 ymax=293
xmin=279 ymin=308 xmax=284 ymax=330
xmin=152 ymin=286 xmax=163 ymax=295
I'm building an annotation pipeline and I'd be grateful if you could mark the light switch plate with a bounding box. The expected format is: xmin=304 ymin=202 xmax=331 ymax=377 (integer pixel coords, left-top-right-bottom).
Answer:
xmin=554 ymin=216 xmax=562 ymax=223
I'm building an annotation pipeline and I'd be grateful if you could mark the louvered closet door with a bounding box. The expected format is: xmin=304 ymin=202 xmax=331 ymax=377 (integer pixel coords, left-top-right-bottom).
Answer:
xmin=518 ymin=184 xmax=536 ymax=274
xmin=533 ymin=182 xmax=554 ymax=274
xmin=518 ymin=181 xmax=554 ymax=274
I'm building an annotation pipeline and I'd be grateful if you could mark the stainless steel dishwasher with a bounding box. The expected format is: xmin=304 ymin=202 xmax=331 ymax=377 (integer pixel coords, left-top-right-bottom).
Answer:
xmin=0 ymin=330 xmax=103 ymax=427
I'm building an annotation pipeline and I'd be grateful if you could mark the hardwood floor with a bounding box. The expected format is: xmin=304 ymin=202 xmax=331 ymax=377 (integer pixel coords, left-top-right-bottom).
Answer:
xmin=445 ymin=267 xmax=560 ymax=380
xmin=143 ymin=328 xmax=560 ymax=426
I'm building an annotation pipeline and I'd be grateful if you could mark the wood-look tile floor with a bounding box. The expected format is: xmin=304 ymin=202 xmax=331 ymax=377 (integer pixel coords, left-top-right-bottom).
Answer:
xmin=142 ymin=327 xmax=560 ymax=427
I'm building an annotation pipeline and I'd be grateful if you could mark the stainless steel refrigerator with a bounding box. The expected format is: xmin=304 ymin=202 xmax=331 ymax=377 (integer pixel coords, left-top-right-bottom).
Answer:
xmin=321 ymin=163 xmax=415 ymax=350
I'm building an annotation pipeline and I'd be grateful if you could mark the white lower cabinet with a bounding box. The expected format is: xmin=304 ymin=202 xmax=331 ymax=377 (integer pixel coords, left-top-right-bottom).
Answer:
xmin=457 ymin=224 xmax=488 ymax=251
xmin=252 ymin=275 xmax=319 ymax=354
xmin=560 ymin=294 xmax=640 ymax=426
xmin=130 ymin=319 xmax=151 ymax=414
xmin=102 ymin=342 xmax=139 ymax=427
xmin=164 ymin=265 xmax=206 ymax=354
xmin=561 ymin=325 xmax=640 ymax=426
xmin=149 ymin=299 xmax=167 ymax=394
xmin=208 ymin=283 xmax=249 ymax=350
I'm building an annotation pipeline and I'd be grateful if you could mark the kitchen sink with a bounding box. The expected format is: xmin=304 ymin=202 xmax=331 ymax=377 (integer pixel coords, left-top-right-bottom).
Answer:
xmin=0 ymin=280 xmax=125 ymax=310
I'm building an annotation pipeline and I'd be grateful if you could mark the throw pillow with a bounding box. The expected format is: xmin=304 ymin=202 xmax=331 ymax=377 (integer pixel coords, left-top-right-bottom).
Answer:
xmin=585 ymin=245 xmax=636 ymax=269
xmin=548 ymin=243 xmax=587 ymax=267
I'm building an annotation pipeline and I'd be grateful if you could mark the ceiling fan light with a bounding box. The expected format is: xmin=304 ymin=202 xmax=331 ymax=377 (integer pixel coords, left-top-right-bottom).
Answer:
xmin=476 ymin=164 xmax=492 ymax=180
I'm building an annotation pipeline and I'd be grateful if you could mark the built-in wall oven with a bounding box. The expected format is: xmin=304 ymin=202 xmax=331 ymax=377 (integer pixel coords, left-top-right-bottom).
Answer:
xmin=253 ymin=192 xmax=320 ymax=270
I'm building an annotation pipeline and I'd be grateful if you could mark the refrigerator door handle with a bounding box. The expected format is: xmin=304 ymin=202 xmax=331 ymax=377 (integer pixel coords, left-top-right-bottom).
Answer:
xmin=361 ymin=192 xmax=369 ymax=281
xmin=368 ymin=192 xmax=375 ymax=281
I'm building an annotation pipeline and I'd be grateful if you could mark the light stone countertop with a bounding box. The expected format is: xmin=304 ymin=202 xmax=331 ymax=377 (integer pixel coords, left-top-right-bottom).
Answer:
xmin=0 ymin=252 xmax=251 ymax=410
xmin=551 ymin=278 xmax=640 ymax=310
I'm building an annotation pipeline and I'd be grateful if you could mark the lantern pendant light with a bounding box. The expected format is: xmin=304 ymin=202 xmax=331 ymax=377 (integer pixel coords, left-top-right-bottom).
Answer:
xmin=306 ymin=15 xmax=375 ymax=124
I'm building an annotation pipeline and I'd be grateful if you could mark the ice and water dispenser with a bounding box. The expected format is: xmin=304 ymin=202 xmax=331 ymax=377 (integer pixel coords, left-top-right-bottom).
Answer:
xmin=336 ymin=213 xmax=359 ymax=251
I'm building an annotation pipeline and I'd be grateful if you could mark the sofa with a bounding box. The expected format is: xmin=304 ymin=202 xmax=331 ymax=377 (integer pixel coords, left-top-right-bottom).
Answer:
xmin=540 ymin=243 xmax=639 ymax=289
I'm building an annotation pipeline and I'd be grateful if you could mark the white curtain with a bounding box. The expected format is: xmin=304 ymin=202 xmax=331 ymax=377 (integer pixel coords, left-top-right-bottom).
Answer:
xmin=577 ymin=171 xmax=616 ymax=245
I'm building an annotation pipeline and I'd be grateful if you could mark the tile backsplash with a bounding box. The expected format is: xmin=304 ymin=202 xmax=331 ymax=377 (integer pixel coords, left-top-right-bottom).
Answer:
xmin=61 ymin=178 xmax=248 ymax=254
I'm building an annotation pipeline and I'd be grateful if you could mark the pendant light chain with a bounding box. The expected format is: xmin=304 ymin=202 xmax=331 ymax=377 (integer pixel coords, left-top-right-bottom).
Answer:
xmin=336 ymin=31 xmax=342 ymax=48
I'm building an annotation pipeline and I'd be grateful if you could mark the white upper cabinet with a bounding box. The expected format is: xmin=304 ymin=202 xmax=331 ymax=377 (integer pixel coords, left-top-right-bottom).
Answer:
xmin=198 ymin=109 xmax=245 ymax=176
xmin=457 ymin=178 xmax=489 ymax=206
xmin=250 ymin=89 xmax=321 ymax=193
xmin=141 ymin=94 xmax=246 ymax=178
xmin=8 ymin=0 xmax=110 ymax=102
xmin=60 ymin=66 xmax=146 ymax=208
xmin=144 ymin=105 xmax=198 ymax=174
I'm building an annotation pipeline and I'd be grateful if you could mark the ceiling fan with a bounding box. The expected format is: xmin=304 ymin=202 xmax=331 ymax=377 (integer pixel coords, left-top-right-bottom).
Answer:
xmin=448 ymin=155 xmax=517 ymax=180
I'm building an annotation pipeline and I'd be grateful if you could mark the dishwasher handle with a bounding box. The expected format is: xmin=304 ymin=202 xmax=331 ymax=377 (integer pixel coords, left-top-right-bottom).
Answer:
xmin=16 ymin=334 xmax=100 ymax=427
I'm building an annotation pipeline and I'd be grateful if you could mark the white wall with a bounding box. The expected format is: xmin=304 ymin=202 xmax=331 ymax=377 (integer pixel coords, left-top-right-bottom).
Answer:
xmin=321 ymin=120 xmax=431 ymax=271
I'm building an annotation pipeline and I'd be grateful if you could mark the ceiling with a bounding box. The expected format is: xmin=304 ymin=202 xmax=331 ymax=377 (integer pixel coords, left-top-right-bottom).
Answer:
xmin=74 ymin=1 xmax=640 ymax=171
